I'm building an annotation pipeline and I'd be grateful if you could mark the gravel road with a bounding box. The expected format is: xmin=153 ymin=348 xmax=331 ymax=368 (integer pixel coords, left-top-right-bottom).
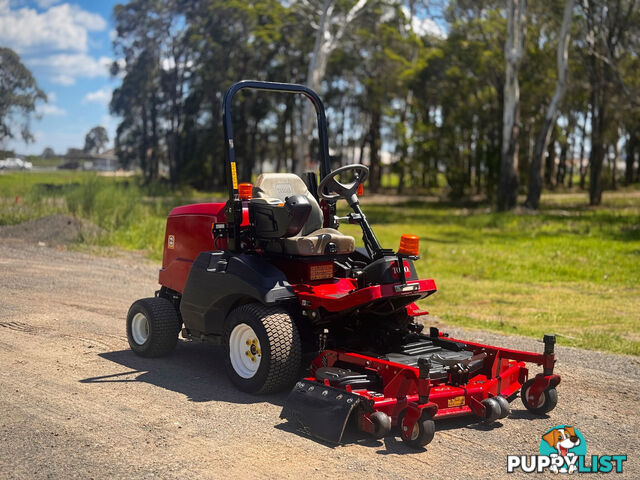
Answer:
xmin=0 ymin=239 xmax=638 ymax=479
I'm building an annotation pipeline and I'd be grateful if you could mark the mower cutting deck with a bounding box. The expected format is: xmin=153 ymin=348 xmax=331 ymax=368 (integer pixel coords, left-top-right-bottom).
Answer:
xmin=126 ymin=80 xmax=561 ymax=449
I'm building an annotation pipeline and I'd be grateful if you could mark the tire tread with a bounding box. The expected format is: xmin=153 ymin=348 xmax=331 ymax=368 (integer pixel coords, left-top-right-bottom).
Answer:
xmin=127 ymin=297 xmax=180 ymax=357
xmin=226 ymin=303 xmax=302 ymax=394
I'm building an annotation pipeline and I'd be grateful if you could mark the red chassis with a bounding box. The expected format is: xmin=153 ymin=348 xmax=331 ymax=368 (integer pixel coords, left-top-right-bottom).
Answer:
xmin=287 ymin=331 xmax=561 ymax=445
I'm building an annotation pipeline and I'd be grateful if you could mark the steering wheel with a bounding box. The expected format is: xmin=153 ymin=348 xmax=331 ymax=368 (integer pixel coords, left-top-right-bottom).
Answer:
xmin=318 ymin=164 xmax=369 ymax=205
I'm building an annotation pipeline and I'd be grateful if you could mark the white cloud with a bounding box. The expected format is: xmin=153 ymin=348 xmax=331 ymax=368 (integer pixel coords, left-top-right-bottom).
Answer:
xmin=36 ymin=91 xmax=66 ymax=116
xmin=30 ymin=53 xmax=112 ymax=85
xmin=38 ymin=103 xmax=66 ymax=116
xmin=83 ymin=87 xmax=112 ymax=106
xmin=0 ymin=3 xmax=106 ymax=54
xmin=402 ymin=7 xmax=445 ymax=39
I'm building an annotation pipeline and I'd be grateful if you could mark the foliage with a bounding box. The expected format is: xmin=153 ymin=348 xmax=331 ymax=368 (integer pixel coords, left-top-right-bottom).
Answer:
xmin=0 ymin=47 xmax=46 ymax=145
xmin=107 ymin=1 xmax=640 ymax=205
xmin=83 ymin=126 xmax=110 ymax=154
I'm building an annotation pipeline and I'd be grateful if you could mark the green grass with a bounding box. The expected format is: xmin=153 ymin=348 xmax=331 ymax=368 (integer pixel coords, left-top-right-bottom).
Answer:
xmin=339 ymin=194 xmax=640 ymax=356
xmin=1 ymin=170 xmax=639 ymax=355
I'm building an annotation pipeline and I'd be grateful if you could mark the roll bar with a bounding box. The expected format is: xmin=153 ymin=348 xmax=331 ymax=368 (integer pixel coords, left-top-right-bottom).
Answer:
xmin=222 ymin=80 xmax=332 ymax=250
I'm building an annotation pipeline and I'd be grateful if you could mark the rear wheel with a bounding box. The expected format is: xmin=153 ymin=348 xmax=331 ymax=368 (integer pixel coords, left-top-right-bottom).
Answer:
xmin=224 ymin=303 xmax=302 ymax=394
xmin=126 ymin=297 xmax=181 ymax=357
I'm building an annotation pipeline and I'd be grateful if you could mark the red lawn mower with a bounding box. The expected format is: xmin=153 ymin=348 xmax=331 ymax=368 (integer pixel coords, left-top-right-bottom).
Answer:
xmin=126 ymin=81 xmax=561 ymax=448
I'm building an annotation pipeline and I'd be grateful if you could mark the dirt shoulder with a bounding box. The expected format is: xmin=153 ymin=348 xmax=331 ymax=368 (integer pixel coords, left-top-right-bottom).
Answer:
xmin=0 ymin=240 xmax=638 ymax=479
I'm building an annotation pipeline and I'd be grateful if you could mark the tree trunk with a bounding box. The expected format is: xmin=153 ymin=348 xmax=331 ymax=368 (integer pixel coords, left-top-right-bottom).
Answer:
xmin=297 ymin=0 xmax=368 ymax=175
xmin=524 ymin=0 xmax=573 ymax=209
xmin=368 ymin=110 xmax=382 ymax=192
xmin=625 ymin=133 xmax=637 ymax=185
xmin=475 ymin=126 xmax=483 ymax=194
xmin=150 ymin=95 xmax=159 ymax=182
xmin=579 ymin=113 xmax=588 ymax=189
xmin=140 ymin=103 xmax=150 ymax=183
xmin=611 ymin=142 xmax=618 ymax=190
xmin=568 ymin=129 xmax=576 ymax=188
xmin=589 ymin=92 xmax=606 ymax=205
xmin=544 ymin=134 xmax=556 ymax=189
xmin=557 ymin=141 xmax=567 ymax=186
xmin=498 ymin=0 xmax=527 ymax=211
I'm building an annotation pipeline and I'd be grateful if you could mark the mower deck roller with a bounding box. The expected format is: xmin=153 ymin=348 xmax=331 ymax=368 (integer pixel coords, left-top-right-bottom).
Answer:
xmin=280 ymin=380 xmax=369 ymax=443
xmin=127 ymin=80 xmax=562 ymax=449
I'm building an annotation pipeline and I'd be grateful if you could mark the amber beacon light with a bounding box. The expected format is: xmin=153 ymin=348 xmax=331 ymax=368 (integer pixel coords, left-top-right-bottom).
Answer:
xmin=398 ymin=234 xmax=419 ymax=256
xmin=238 ymin=182 xmax=253 ymax=200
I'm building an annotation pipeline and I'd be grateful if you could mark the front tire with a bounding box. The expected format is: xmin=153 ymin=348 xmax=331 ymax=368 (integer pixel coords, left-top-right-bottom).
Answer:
xmin=127 ymin=297 xmax=181 ymax=357
xmin=224 ymin=303 xmax=302 ymax=394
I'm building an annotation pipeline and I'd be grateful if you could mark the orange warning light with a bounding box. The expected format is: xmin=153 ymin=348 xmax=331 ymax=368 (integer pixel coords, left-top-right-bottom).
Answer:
xmin=398 ymin=234 xmax=419 ymax=256
xmin=238 ymin=182 xmax=253 ymax=200
xmin=356 ymin=184 xmax=364 ymax=196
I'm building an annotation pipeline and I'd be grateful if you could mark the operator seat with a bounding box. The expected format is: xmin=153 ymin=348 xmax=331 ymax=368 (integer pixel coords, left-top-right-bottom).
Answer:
xmin=252 ymin=173 xmax=355 ymax=256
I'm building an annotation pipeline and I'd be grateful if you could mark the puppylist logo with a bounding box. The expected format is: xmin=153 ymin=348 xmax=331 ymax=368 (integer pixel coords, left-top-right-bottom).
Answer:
xmin=507 ymin=425 xmax=627 ymax=474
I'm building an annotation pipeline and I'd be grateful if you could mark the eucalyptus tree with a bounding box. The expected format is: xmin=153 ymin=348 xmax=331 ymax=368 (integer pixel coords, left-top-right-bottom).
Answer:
xmin=525 ymin=0 xmax=574 ymax=209
xmin=0 ymin=47 xmax=46 ymax=146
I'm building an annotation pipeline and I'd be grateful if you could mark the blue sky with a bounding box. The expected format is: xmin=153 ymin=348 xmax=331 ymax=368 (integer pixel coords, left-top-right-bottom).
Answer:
xmin=1 ymin=0 xmax=121 ymax=155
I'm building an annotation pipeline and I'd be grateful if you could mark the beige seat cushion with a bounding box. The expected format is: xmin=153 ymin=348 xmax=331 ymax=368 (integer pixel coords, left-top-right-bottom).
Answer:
xmin=253 ymin=173 xmax=356 ymax=256
xmin=281 ymin=228 xmax=355 ymax=256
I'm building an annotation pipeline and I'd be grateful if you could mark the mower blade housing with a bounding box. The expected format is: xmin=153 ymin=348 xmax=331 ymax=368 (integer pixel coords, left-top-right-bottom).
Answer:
xmin=280 ymin=379 xmax=365 ymax=443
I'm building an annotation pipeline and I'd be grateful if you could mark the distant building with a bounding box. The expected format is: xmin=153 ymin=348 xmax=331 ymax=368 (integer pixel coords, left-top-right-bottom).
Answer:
xmin=84 ymin=149 xmax=118 ymax=171
xmin=58 ymin=148 xmax=118 ymax=171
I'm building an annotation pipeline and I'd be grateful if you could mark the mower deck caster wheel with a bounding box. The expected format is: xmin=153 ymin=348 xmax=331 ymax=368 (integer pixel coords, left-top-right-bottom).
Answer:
xmin=481 ymin=397 xmax=501 ymax=423
xmin=521 ymin=379 xmax=558 ymax=415
xmin=494 ymin=395 xmax=511 ymax=419
xmin=401 ymin=418 xmax=435 ymax=448
xmin=370 ymin=412 xmax=392 ymax=438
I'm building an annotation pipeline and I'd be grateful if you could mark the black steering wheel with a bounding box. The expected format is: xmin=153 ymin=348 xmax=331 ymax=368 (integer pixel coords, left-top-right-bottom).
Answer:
xmin=318 ymin=164 xmax=369 ymax=205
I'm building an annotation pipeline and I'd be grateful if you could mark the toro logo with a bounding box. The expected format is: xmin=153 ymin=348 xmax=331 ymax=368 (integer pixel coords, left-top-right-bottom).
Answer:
xmin=507 ymin=425 xmax=627 ymax=474
xmin=391 ymin=260 xmax=412 ymax=279
xmin=167 ymin=235 xmax=175 ymax=249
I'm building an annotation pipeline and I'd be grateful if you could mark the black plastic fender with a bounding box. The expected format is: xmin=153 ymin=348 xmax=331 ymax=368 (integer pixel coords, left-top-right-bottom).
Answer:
xmin=180 ymin=251 xmax=296 ymax=335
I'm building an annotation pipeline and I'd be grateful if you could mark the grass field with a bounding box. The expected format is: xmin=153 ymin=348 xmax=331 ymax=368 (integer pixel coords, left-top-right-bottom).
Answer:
xmin=1 ymin=170 xmax=639 ymax=355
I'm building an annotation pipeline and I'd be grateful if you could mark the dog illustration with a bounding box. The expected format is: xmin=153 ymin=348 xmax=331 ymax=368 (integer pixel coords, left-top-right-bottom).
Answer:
xmin=542 ymin=426 xmax=581 ymax=474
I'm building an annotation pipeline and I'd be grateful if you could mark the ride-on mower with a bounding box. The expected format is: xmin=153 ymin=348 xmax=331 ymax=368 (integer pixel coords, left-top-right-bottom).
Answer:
xmin=127 ymin=80 xmax=561 ymax=448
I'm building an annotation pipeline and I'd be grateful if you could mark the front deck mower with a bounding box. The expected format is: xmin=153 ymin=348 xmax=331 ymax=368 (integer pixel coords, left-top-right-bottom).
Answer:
xmin=126 ymin=80 xmax=561 ymax=448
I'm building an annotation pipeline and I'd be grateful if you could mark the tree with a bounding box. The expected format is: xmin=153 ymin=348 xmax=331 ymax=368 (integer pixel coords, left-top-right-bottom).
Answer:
xmin=581 ymin=0 xmax=639 ymax=205
xmin=84 ymin=126 xmax=109 ymax=154
xmin=525 ymin=0 xmax=574 ymax=209
xmin=293 ymin=0 xmax=369 ymax=175
xmin=41 ymin=147 xmax=55 ymax=158
xmin=0 ymin=47 xmax=46 ymax=146
xmin=498 ymin=0 xmax=527 ymax=211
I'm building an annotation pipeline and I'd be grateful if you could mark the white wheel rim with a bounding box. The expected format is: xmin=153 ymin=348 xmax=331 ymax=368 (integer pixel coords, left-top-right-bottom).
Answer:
xmin=229 ymin=323 xmax=262 ymax=379
xmin=525 ymin=386 xmax=545 ymax=408
xmin=131 ymin=312 xmax=149 ymax=345
xmin=410 ymin=422 xmax=420 ymax=441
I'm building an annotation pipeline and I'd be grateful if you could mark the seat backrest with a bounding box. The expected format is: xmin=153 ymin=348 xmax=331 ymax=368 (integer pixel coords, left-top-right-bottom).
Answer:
xmin=253 ymin=173 xmax=323 ymax=236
